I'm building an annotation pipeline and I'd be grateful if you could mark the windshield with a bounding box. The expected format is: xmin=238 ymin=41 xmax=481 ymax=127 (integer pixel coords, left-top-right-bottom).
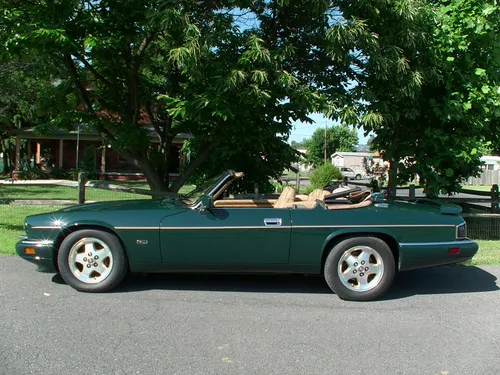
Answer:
xmin=178 ymin=172 xmax=232 ymax=206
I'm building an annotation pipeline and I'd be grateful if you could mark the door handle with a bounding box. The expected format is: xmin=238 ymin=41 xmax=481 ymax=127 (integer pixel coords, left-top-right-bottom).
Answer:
xmin=264 ymin=218 xmax=282 ymax=226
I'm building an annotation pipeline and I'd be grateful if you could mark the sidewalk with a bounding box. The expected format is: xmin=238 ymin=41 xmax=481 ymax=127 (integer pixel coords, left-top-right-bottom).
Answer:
xmin=0 ymin=179 xmax=78 ymax=187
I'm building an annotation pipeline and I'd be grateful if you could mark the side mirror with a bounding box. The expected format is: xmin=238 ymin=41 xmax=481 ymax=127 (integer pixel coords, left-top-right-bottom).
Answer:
xmin=198 ymin=195 xmax=212 ymax=214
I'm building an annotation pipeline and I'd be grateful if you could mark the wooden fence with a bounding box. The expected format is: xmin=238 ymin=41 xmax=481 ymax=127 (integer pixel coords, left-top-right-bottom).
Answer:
xmin=465 ymin=170 xmax=500 ymax=186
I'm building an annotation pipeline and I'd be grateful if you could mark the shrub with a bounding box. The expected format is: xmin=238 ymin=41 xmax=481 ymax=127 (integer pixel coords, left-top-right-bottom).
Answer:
xmin=271 ymin=180 xmax=293 ymax=194
xmin=301 ymin=185 xmax=316 ymax=195
xmin=50 ymin=168 xmax=70 ymax=179
xmin=309 ymin=163 xmax=342 ymax=189
xmin=18 ymin=166 xmax=47 ymax=180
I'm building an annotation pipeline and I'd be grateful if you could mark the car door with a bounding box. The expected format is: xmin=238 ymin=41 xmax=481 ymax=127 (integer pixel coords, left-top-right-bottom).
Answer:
xmin=160 ymin=207 xmax=291 ymax=266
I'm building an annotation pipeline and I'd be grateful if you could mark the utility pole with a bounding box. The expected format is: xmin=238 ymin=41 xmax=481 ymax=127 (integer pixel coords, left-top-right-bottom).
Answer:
xmin=324 ymin=120 xmax=327 ymax=164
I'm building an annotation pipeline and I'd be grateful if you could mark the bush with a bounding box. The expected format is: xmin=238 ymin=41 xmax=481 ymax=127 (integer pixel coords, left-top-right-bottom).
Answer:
xmin=18 ymin=166 xmax=47 ymax=180
xmin=50 ymin=168 xmax=70 ymax=179
xmin=300 ymin=185 xmax=316 ymax=195
xmin=309 ymin=163 xmax=342 ymax=189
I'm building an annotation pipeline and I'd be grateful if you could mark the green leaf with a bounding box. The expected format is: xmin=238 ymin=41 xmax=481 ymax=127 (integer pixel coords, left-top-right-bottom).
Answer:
xmin=481 ymin=85 xmax=490 ymax=94
xmin=446 ymin=56 xmax=455 ymax=62
xmin=84 ymin=37 xmax=96 ymax=49
xmin=445 ymin=168 xmax=454 ymax=177
xmin=475 ymin=68 xmax=486 ymax=76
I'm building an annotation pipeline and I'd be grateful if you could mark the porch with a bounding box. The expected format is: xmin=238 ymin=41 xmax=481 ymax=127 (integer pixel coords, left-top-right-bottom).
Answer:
xmin=11 ymin=127 xmax=190 ymax=181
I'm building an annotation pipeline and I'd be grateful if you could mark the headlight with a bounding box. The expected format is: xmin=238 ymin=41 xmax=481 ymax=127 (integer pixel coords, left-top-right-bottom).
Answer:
xmin=456 ymin=222 xmax=467 ymax=239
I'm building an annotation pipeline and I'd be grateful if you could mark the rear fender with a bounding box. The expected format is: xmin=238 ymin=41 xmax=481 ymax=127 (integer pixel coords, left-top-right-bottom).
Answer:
xmin=321 ymin=228 xmax=402 ymax=270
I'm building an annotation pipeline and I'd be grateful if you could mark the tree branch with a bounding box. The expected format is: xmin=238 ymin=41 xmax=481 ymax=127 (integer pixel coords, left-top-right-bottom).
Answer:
xmin=74 ymin=54 xmax=114 ymax=90
xmin=168 ymin=138 xmax=224 ymax=192
xmin=64 ymin=54 xmax=117 ymax=144
xmin=129 ymin=33 xmax=155 ymax=126
xmin=64 ymin=54 xmax=95 ymax=115
xmin=146 ymin=105 xmax=162 ymax=140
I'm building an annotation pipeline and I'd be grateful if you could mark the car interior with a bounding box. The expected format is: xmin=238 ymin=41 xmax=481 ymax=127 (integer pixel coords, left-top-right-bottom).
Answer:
xmin=212 ymin=185 xmax=373 ymax=210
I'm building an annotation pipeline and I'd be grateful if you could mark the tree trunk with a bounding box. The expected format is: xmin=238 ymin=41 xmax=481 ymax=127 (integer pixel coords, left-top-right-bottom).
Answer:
xmin=168 ymin=143 xmax=218 ymax=193
xmin=0 ymin=140 xmax=4 ymax=174
xmin=387 ymin=158 xmax=398 ymax=199
xmin=137 ymin=158 xmax=169 ymax=193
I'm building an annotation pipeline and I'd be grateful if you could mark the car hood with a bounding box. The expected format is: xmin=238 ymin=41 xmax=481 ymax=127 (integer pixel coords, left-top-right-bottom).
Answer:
xmin=58 ymin=198 xmax=186 ymax=213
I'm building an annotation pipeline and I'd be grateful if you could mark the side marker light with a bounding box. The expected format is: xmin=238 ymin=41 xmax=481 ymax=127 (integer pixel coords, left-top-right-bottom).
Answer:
xmin=24 ymin=248 xmax=36 ymax=255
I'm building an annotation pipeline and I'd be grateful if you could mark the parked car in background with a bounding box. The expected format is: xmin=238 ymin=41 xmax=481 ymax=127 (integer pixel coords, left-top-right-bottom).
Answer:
xmin=340 ymin=167 xmax=363 ymax=180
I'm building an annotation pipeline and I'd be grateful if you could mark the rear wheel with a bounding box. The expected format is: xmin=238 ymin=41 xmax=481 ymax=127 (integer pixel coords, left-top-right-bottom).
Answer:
xmin=355 ymin=174 xmax=362 ymax=180
xmin=324 ymin=236 xmax=395 ymax=301
xmin=57 ymin=229 xmax=128 ymax=292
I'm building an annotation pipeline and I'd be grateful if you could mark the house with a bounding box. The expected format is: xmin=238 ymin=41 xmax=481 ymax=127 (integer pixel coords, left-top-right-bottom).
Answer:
xmin=292 ymin=148 xmax=313 ymax=173
xmin=10 ymin=126 xmax=190 ymax=181
xmin=480 ymin=156 xmax=500 ymax=171
xmin=330 ymin=152 xmax=372 ymax=175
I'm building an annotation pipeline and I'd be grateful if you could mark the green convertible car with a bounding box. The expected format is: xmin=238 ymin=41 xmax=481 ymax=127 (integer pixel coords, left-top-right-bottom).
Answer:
xmin=16 ymin=170 xmax=478 ymax=301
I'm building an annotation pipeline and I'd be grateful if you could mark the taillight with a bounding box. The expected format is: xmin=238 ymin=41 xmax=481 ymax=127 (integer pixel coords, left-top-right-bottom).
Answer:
xmin=456 ymin=222 xmax=467 ymax=239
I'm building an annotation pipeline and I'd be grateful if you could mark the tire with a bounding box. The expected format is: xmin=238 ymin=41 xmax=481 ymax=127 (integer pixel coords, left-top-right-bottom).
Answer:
xmin=324 ymin=236 xmax=395 ymax=301
xmin=57 ymin=229 xmax=128 ymax=292
xmin=355 ymin=174 xmax=362 ymax=180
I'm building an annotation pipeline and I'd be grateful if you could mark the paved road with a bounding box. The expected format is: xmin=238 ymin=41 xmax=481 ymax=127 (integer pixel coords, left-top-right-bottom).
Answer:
xmin=1 ymin=256 xmax=499 ymax=375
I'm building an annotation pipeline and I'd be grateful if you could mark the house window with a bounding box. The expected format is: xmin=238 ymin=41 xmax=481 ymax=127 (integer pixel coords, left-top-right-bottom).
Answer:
xmin=117 ymin=153 xmax=127 ymax=164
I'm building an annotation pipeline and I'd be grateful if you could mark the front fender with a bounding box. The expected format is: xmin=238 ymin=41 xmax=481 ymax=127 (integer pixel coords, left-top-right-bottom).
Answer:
xmin=61 ymin=219 xmax=117 ymax=232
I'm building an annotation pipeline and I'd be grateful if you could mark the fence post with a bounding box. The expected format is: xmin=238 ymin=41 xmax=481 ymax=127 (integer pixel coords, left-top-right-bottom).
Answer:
xmin=409 ymin=184 xmax=416 ymax=200
xmin=491 ymin=184 xmax=499 ymax=213
xmin=296 ymin=172 xmax=300 ymax=191
xmin=254 ymin=182 xmax=259 ymax=199
xmin=78 ymin=172 xmax=86 ymax=204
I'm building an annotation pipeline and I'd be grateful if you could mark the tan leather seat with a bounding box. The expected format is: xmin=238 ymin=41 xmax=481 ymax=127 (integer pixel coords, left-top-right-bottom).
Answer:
xmin=274 ymin=186 xmax=296 ymax=208
xmin=308 ymin=189 xmax=330 ymax=201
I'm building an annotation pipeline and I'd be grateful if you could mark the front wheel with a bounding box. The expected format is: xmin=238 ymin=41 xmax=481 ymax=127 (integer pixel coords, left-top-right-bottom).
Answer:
xmin=57 ymin=229 xmax=128 ymax=292
xmin=324 ymin=237 xmax=395 ymax=301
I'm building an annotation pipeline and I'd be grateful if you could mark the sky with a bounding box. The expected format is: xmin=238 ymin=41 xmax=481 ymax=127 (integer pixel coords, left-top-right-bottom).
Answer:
xmin=288 ymin=113 xmax=371 ymax=145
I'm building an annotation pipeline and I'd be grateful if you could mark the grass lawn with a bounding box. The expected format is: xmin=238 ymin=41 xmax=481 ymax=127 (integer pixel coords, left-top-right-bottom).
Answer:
xmin=462 ymin=185 xmax=492 ymax=192
xmin=472 ymin=240 xmax=500 ymax=265
xmin=1 ymin=203 xmax=500 ymax=266
xmin=0 ymin=183 xmax=195 ymax=202
xmin=0 ymin=205 xmax=65 ymax=255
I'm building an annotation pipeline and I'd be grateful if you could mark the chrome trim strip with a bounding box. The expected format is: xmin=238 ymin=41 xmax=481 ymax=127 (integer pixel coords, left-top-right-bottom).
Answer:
xmin=115 ymin=224 xmax=455 ymax=231
xmin=161 ymin=226 xmax=292 ymax=230
xmin=20 ymin=240 xmax=54 ymax=246
xmin=117 ymin=226 xmax=291 ymax=230
xmin=31 ymin=226 xmax=61 ymax=229
xmin=292 ymin=224 xmax=455 ymax=229
xmin=400 ymin=240 xmax=475 ymax=247
xmin=115 ymin=227 xmax=158 ymax=230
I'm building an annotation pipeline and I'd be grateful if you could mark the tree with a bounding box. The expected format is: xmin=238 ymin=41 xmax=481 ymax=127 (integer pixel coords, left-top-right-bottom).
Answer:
xmin=0 ymin=0 xmax=335 ymax=192
xmin=291 ymin=139 xmax=308 ymax=149
xmin=304 ymin=124 xmax=358 ymax=167
xmin=327 ymin=0 xmax=500 ymax=197
xmin=0 ymin=57 xmax=65 ymax=173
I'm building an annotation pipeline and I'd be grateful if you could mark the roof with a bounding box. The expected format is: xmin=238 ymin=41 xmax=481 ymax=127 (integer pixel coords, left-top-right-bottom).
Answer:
xmin=12 ymin=126 xmax=191 ymax=142
xmin=331 ymin=152 xmax=372 ymax=158
xmin=480 ymin=156 xmax=500 ymax=163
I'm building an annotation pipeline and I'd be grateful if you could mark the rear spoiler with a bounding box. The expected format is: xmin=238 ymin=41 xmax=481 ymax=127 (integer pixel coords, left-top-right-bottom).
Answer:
xmin=413 ymin=198 xmax=462 ymax=215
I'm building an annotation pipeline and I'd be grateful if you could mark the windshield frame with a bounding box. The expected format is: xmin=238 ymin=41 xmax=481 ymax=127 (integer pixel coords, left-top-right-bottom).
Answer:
xmin=173 ymin=171 xmax=235 ymax=208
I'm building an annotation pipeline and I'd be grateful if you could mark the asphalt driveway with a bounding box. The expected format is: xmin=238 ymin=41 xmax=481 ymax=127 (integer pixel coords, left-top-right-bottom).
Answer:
xmin=1 ymin=255 xmax=499 ymax=375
